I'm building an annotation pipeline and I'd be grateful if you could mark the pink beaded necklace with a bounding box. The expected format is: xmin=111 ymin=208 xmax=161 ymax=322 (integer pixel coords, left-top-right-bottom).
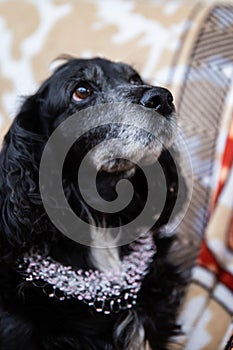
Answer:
xmin=20 ymin=232 xmax=156 ymax=315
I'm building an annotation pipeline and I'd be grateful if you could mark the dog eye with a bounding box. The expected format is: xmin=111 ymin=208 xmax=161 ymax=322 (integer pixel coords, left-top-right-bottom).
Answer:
xmin=129 ymin=74 xmax=143 ymax=85
xmin=73 ymin=83 xmax=92 ymax=101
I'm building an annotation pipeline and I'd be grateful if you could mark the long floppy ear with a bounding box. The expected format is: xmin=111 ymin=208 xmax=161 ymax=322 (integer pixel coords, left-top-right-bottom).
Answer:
xmin=0 ymin=92 xmax=50 ymax=254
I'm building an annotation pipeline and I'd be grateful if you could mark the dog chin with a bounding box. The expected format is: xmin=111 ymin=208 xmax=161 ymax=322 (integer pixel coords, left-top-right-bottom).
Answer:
xmin=98 ymin=150 xmax=163 ymax=175
xmin=100 ymin=159 xmax=136 ymax=173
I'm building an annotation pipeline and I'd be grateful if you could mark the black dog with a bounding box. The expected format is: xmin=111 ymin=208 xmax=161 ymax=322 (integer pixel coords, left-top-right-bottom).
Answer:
xmin=0 ymin=57 xmax=187 ymax=350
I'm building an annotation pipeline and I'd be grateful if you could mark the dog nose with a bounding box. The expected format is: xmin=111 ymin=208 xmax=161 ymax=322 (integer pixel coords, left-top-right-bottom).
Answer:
xmin=140 ymin=87 xmax=174 ymax=115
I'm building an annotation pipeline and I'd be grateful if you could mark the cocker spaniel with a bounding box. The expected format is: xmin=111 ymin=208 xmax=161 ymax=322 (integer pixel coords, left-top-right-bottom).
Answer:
xmin=0 ymin=57 xmax=187 ymax=350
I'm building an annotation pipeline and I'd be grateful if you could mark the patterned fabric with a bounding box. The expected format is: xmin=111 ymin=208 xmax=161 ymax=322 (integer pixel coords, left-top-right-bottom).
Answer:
xmin=172 ymin=5 xmax=233 ymax=350
xmin=0 ymin=1 xmax=232 ymax=349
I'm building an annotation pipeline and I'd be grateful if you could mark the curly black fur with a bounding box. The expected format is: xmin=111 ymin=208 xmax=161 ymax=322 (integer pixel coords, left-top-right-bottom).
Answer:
xmin=0 ymin=57 xmax=187 ymax=350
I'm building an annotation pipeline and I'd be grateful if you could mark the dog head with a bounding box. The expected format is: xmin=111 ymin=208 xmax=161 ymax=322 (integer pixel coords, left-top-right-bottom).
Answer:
xmin=0 ymin=56 xmax=179 ymax=254
xmin=37 ymin=57 xmax=176 ymax=173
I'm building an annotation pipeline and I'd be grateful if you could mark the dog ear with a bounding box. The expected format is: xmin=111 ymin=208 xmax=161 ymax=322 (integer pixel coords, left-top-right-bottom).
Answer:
xmin=0 ymin=92 xmax=49 ymax=253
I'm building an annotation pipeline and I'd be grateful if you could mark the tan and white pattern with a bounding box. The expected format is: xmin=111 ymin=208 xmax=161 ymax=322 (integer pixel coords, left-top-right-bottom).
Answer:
xmin=0 ymin=1 xmax=233 ymax=349
xmin=0 ymin=0 xmax=198 ymax=135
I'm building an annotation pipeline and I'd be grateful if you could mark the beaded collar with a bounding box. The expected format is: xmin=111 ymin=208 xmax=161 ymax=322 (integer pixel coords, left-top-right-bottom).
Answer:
xmin=20 ymin=232 xmax=156 ymax=315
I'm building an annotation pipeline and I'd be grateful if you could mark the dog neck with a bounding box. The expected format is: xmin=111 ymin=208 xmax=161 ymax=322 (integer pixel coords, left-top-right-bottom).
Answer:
xmin=19 ymin=232 xmax=156 ymax=315
xmin=89 ymin=225 xmax=121 ymax=273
